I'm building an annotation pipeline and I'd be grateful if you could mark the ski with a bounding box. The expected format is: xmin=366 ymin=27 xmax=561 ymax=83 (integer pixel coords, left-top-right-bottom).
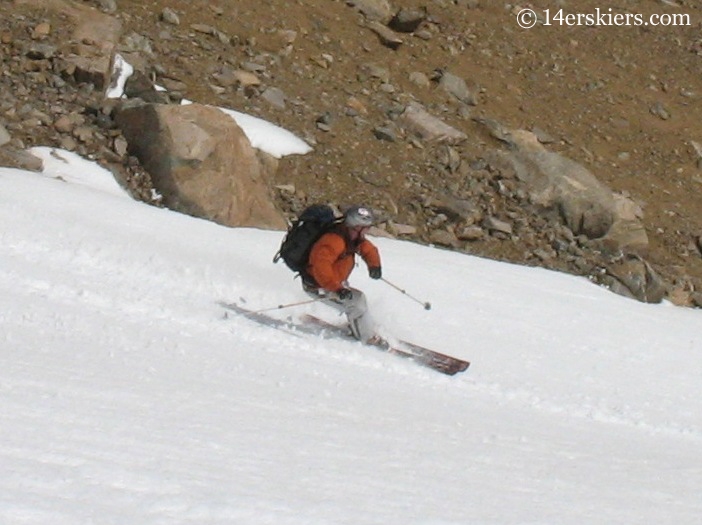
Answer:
xmin=219 ymin=301 xmax=317 ymax=337
xmin=219 ymin=302 xmax=469 ymax=375
xmin=301 ymin=314 xmax=470 ymax=376
xmin=220 ymin=302 xmax=414 ymax=358
xmin=299 ymin=314 xmax=435 ymax=366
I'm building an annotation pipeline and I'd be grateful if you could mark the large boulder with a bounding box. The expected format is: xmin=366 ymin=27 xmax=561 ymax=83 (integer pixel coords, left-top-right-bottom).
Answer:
xmin=486 ymin=127 xmax=648 ymax=254
xmin=15 ymin=0 xmax=121 ymax=90
xmin=602 ymin=254 xmax=668 ymax=303
xmin=497 ymin=130 xmax=616 ymax=238
xmin=115 ymin=102 xmax=286 ymax=229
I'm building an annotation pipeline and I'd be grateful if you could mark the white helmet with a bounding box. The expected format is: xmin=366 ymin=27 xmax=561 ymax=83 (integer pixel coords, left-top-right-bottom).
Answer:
xmin=344 ymin=205 xmax=375 ymax=227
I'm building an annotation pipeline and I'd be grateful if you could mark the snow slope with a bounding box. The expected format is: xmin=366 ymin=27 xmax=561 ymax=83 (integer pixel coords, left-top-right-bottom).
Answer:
xmin=1 ymin=155 xmax=701 ymax=525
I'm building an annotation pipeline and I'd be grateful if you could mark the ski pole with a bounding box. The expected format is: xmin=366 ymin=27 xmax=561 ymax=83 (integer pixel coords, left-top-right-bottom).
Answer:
xmin=381 ymin=277 xmax=432 ymax=310
xmin=252 ymin=297 xmax=322 ymax=314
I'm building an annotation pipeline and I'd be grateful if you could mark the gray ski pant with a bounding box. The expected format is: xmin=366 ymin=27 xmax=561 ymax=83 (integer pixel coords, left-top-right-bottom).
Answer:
xmin=304 ymin=286 xmax=375 ymax=343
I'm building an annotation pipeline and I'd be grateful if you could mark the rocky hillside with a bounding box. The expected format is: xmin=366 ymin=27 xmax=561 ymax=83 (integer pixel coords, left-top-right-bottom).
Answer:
xmin=2 ymin=0 xmax=702 ymax=306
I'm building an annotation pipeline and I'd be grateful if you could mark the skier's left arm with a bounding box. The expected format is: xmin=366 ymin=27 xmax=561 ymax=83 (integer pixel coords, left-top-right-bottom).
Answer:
xmin=358 ymin=239 xmax=382 ymax=279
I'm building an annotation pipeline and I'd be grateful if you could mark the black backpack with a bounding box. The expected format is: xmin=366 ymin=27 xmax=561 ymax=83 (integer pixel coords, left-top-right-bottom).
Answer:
xmin=273 ymin=204 xmax=341 ymax=275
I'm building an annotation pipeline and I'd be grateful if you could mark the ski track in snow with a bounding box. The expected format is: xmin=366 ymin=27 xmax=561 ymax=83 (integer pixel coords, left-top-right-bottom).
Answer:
xmin=2 ymin=196 xmax=699 ymax=443
xmin=0 ymin=224 xmax=690 ymax=440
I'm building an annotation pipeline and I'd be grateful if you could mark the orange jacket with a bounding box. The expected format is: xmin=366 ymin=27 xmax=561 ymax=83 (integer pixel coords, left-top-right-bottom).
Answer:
xmin=306 ymin=229 xmax=381 ymax=292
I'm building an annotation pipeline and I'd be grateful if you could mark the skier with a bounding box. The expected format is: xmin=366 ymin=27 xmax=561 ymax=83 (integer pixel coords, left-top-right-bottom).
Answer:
xmin=302 ymin=205 xmax=382 ymax=343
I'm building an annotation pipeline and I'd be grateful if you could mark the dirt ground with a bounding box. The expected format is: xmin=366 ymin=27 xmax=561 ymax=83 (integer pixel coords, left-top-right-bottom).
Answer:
xmin=10 ymin=0 xmax=702 ymax=297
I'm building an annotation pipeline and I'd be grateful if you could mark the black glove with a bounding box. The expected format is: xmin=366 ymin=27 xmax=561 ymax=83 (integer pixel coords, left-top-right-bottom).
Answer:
xmin=369 ymin=266 xmax=382 ymax=280
xmin=337 ymin=288 xmax=353 ymax=301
